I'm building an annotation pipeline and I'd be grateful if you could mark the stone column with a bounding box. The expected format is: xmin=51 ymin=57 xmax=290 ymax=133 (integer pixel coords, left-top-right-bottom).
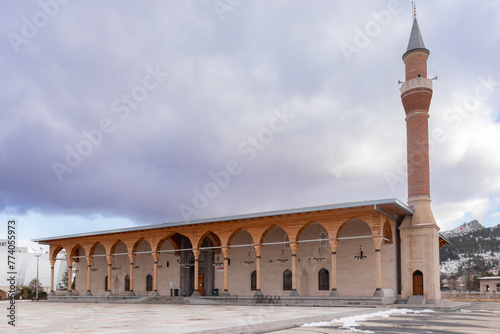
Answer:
xmin=222 ymin=246 xmax=230 ymax=296
xmin=106 ymin=255 xmax=113 ymax=296
xmin=329 ymin=239 xmax=339 ymax=296
xmin=152 ymin=251 xmax=160 ymax=296
xmin=373 ymin=236 xmax=383 ymax=297
xmin=49 ymin=258 xmax=56 ymax=296
xmin=66 ymin=259 xmax=73 ymax=296
xmin=290 ymin=242 xmax=299 ymax=296
xmin=129 ymin=253 xmax=136 ymax=296
xmin=85 ymin=256 xmax=92 ymax=296
xmin=254 ymin=244 xmax=263 ymax=296
xmin=192 ymin=249 xmax=201 ymax=297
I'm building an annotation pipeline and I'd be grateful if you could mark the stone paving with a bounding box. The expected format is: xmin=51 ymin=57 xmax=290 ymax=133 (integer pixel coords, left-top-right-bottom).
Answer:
xmin=0 ymin=301 xmax=368 ymax=333
xmin=1 ymin=301 xmax=499 ymax=333
xmin=271 ymin=302 xmax=500 ymax=334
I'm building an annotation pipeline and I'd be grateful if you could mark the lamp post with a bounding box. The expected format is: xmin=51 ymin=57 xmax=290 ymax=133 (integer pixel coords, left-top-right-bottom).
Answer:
xmin=32 ymin=247 xmax=43 ymax=300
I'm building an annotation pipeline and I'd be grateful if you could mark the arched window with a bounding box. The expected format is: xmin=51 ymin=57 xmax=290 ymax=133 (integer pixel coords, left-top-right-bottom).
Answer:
xmin=125 ymin=275 xmax=130 ymax=291
xmin=497 ymin=283 xmax=500 ymax=293
xmin=318 ymin=268 xmax=329 ymax=290
xmin=319 ymin=232 xmax=327 ymax=247
xmin=146 ymin=274 xmax=153 ymax=291
xmin=284 ymin=235 xmax=290 ymax=249
xmin=251 ymin=271 xmax=257 ymax=291
xmin=485 ymin=285 xmax=490 ymax=293
xmin=283 ymin=270 xmax=292 ymax=290
xmin=104 ymin=276 xmax=108 ymax=291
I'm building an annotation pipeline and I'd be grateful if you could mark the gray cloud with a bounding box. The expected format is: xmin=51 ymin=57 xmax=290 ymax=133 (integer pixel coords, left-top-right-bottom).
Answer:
xmin=0 ymin=1 xmax=499 ymax=234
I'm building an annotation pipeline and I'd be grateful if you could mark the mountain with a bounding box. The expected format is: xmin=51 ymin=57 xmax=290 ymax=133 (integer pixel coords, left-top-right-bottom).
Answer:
xmin=439 ymin=221 xmax=500 ymax=277
xmin=441 ymin=220 xmax=485 ymax=238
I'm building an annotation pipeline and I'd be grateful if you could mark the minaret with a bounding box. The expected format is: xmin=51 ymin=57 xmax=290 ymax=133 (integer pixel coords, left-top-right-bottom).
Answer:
xmin=399 ymin=10 xmax=441 ymax=303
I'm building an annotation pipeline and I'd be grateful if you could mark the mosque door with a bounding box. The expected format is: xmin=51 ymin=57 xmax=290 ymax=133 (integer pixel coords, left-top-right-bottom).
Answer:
xmin=198 ymin=273 xmax=205 ymax=296
xmin=413 ymin=271 xmax=423 ymax=295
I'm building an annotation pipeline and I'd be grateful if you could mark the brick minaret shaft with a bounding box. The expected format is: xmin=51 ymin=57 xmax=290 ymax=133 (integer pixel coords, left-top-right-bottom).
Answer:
xmin=399 ymin=16 xmax=441 ymax=302
xmin=400 ymin=17 xmax=435 ymax=214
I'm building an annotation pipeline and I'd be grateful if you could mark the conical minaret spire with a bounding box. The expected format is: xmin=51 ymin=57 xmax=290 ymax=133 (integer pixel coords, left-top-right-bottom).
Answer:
xmin=406 ymin=18 xmax=427 ymax=53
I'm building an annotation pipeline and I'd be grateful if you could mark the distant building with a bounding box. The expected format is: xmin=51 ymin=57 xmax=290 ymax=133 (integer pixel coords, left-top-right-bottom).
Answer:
xmin=478 ymin=277 xmax=500 ymax=295
xmin=0 ymin=239 xmax=66 ymax=296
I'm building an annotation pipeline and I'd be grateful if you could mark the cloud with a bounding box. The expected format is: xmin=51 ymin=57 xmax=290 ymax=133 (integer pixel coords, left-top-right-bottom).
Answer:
xmin=0 ymin=1 xmax=499 ymax=238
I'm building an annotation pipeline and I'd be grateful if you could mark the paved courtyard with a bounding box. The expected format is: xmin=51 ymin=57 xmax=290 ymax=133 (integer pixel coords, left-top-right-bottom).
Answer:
xmin=272 ymin=302 xmax=500 ymax=334
xmin=1 ymin=301 xmax=499 ymax=333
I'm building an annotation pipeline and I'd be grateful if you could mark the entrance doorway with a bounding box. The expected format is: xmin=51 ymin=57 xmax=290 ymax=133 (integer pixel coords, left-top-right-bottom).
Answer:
xmin=198 ymin=273 xmax=205 ymax=296
xmin=413 ymin=270 xmax=423 ymax=295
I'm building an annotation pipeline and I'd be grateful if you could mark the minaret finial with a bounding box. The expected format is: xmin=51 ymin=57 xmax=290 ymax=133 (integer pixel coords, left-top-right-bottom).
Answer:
xmin=413 ymin=2 xmax=417 ymax=18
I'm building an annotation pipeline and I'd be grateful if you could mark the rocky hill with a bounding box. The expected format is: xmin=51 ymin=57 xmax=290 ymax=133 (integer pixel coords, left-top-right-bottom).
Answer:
xmin=441 ymin=219 xmax=486 ymax=238
xmin=439 ymin=221 xmax=500 ymax=277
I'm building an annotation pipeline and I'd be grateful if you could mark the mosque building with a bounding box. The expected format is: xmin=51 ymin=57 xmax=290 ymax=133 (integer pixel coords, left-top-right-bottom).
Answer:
xmin=34 ymin=15 xmax=448 ymax=305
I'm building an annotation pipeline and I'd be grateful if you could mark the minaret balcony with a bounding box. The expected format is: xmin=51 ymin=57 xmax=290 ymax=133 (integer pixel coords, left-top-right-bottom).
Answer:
xmin=400 ymin=77 xmax=432 ymax=95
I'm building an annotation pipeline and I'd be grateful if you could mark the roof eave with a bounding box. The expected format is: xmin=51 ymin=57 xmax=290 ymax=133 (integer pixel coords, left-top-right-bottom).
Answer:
xmin=32 ymin=198 xmax=413 ymax=243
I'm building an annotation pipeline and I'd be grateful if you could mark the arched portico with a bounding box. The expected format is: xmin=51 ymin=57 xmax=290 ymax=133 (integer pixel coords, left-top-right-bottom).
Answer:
xmin=39 ymin=199 xmax=413 ymax=304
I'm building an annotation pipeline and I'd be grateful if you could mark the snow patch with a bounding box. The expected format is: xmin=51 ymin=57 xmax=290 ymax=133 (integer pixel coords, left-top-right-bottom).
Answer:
xmin=302 ymin=309 xmax=436 ymax=332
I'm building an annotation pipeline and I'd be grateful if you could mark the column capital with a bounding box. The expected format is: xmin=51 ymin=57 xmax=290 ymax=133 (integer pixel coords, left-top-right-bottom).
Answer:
xmin=254 ymin=244 xmax=263 ymax=257
xmin=192 ymin=248 xmax=201 ymax=259
xmin=106 ymin=254 xmax=114 ymax=264
xmin=128 ymin=253 xmax=136 ymax=264
xmin=222 ymin=245 xmax=230 ymax=258
xmin=152 ymin=251 xmax=160 ymax=262
xmin=329 ymin=239 xmax=339 ymax=252
xmin=372 ymin=236 xmax=383 ymax=250
xmin=289 ymin=241 xmax=298 ymax=254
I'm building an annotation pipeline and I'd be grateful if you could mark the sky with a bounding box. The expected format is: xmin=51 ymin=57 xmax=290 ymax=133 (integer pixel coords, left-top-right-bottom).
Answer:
xmin=0 ymin=0 xmax=499 ymax=251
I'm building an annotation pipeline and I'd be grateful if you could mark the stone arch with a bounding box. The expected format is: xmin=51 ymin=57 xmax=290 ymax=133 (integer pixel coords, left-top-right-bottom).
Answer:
xmin=295 ymin=222 xmax=330 ymax=296
xmin=89 ymin=243 xmax=107 ymax=295
xmin=133 ymin=238 xmax=154 ymax=295
xmin=296 ymin=221 xmax=329 ymax=242
xmin=336 ymin=218 xmax=376 ymax=296
xmin=196 ymin=231 xmax=222 ymax=250
xmin=110 ymin=239 xmax=127 ymax=255
xmin=50 ymin=245 xmax=65 ymax=261
xmin=130 ymin=237 xmax=147 ymax=255
xmin=154 ymin=233 xmax=177 ymax=253
xmin=227 ymin=227 xmax=255 ymax=247
xmin=88 ymin=241 xmax=102 ymax=257
xmin=225 ymin=228 xmax=255 ymax=296
xmin=68 ymin=244 xmax=84 ymax=263
xmin=69 ymin=245 xmax=87 ymax=294
xmin=336 ymin=217 xmax=373 ymax=240
xmin=259 ymin=224 xmax=290 ymax=245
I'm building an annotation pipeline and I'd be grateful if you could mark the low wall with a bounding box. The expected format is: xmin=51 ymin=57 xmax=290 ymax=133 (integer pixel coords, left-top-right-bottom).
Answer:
xmin=48 ymin=294 xmax=394 ymax=306
xmin=442 ymin=291 xmax=500 ymax=301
